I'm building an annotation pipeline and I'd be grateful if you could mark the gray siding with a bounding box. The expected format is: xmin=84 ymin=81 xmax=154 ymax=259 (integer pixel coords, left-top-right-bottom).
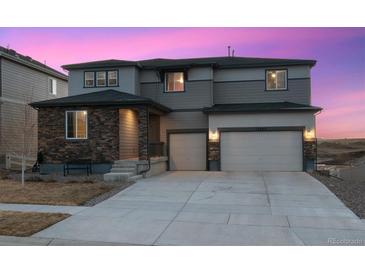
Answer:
xmin=0 ymin=58 xmax=68 ymax=158
xmin=141 ymin=80 xmax=213 ymax=109
xmin=68 ymin=67 xmax=139 ymax=96
xmin=160 ymin=111 xmax=208 ymax=144
xmin=119 ymin=109 xmax=138 ymax=159
xmin=213 ymin=79 xmax=311 ymax=105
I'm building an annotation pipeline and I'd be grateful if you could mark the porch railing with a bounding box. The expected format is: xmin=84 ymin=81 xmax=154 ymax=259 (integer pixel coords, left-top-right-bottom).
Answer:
xmin=149 ymin=142 xmax=164 ymax=157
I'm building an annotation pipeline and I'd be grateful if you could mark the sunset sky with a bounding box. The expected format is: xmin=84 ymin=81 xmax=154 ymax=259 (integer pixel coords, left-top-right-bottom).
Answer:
xmin=0 ymin=28 xmax=364 ymax=139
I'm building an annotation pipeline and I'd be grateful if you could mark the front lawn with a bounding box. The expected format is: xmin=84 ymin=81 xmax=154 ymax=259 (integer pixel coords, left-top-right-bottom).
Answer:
xmin=0 ymin=210 xmax=70 ymax=237
xmin=0 ymin=179 xmax=116 ymax=206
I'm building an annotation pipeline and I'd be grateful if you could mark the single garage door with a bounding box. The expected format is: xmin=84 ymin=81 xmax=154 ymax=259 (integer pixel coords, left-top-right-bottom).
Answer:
xmin=221 ymin=131 xmax=303 ymax=171
xmin=169 ymin=133 xmax=207 ymax=171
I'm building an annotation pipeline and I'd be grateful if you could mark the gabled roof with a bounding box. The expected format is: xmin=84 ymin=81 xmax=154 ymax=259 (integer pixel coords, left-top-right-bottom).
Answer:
xmin=30 ymin=89 xmax=171 ymax=112
xmin=0 ymin=46 xmax=68 ymax=80
xmin=62 ymin=56 xmax=316 ymax=70
xmin=203 ymin=102 xmax=322 ymax=113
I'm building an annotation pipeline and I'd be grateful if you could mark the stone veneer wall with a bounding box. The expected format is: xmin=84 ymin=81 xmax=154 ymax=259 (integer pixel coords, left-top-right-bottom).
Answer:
xmin=137 ymin=106 xmax=148 ymax=160
xmin=38 ymin=106 xmax=119 ymax=163
xmin=303 ymin=140 xmax=317 ymax=160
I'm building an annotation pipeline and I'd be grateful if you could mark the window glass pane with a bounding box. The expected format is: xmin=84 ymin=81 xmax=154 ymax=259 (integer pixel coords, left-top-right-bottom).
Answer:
xmin=67 ymin=112 xmax=76 ymax=138
xmin=267 ymin=71 xmax=276 ymax=90
xmin=85 ymin=72 xmax=95 ymax=87
xmin=76 ymin=111 xmax=87 ymax=139
xmin=276 ymin=71 xmax=286 ymax=89
xmin=167 ymin=73 xmax=175 ymax=91
xmin=108 ymin=71 xmax=118 ymax=86
xmin=48 ymin=78 xmax=53 ymax=94
xmin=174 ymin=72 xmax=184 ymax=91
xmin=165 ymin=72 xmax=184 ymax=92
xmin=96 ymin=71 xmax=106 ymax=86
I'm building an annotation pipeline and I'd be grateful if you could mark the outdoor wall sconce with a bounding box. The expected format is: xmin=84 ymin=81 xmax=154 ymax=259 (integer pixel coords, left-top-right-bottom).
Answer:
xmin=209 ymin=130 xmax=219 ymax=141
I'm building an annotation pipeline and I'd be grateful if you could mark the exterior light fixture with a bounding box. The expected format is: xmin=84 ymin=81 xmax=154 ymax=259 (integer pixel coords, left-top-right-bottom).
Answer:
xmin=209 ymin=130 xmax=219 ymax=141
xmin=304 ymin=129 xmax=316 ymax=141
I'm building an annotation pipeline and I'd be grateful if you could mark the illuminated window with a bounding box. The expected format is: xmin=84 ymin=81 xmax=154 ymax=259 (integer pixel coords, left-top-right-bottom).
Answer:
xmin=266 ymin=70 xmax=287 ymax=90
xmin=108 ymin=70 xmax=118 ymax=86
xmin=165 ymin=72 xmax=184 ymax=92
xmin=96 ymin=71 xmax=106 ymax=87
xmin=66 ymin=111 xmax=88 ymax=139
xmin=84 ymin=72 xmax=95 ymax=87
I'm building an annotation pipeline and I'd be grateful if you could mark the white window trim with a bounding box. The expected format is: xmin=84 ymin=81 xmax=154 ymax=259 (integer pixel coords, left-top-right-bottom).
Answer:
xmin=266 ymin=69 xmax=288 ymax=91
xmin=65 ymin=110 xmax=88 ymax=140
xmin=84 ymin=72 xmax=95 ymax=87
xmin=96 ymin=71 xmax=107 ymax=87
xmin=164 ymin=72 xmax=185 ymax=92
xmin=107 ymin=70 xmax=118 ymax=87
xmin=48 ymin=78 xmax=57 ymax=95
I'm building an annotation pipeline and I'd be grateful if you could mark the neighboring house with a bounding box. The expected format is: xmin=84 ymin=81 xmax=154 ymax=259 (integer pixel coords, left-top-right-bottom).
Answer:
xmin=30 ymin=56 xmax=321 ymax=176
xmin=0 ymin=47 xmax=68 ymax=165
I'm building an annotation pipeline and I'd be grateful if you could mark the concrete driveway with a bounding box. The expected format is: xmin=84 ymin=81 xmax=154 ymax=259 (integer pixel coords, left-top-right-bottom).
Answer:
xmin=35 ymin=171 xmax=365 ymax=245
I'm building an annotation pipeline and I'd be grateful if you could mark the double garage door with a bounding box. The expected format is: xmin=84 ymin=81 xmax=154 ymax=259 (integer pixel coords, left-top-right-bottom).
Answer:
xmin=169 ymin=131 xmax=303 ymax=171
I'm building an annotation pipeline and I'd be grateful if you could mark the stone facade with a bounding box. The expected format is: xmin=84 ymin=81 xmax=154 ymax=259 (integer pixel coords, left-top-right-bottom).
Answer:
xmin=137 ymin=106 xmax=148 ymax=160
xmin=304 ymin=140 xmax=317 ymax=160
xmin=208 ymin=141 xmax=220 ymax=161
xmin=38 ymin=106 xmax=119 ymax=163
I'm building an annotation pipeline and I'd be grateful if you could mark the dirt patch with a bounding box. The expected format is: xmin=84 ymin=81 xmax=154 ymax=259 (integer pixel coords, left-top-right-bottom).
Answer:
xmin=0 ymin=179 xmax=116 ymax=206
xmin=0 ymin=211 xmax=70 ymax=237
xmin=311 ymin=172 xmax=365 ymax=219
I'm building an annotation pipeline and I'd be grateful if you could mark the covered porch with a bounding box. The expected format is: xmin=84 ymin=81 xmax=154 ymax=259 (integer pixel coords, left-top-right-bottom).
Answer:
xmin=30 ymin=90 xmax=171 ymax=175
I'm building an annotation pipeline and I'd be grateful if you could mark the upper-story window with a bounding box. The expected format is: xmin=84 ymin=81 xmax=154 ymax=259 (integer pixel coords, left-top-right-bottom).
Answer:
xmin=266 ymin=69 xmax=287 ymax=91
xmin=66 ymin=110 xmax=88 ymax=140
xmin=84 ymin=72 xmax=95 ymax=87
xmin=84 ymin=70 xmax=118 ymax=88
xmin=165 ymin=72 xmax=184 ymax=93
xmin=48 ymin=78 xmax=57 ymax=95
xmin=96 ymin=71 xmax=106 ymax=87
xmin=108 ymin=70 xmax=118 ymax=87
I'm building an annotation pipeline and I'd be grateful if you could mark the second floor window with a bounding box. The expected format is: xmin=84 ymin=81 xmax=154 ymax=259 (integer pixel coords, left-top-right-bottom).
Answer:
xmin=266 ymin=69 xmax=287 ymax=90
xmin=84 ymin=72 xmax=95 ymax=87
xmin=96 ymin=71 xmax=106 ymax=87
xmin=108 ymin=70 xmax=118 ymax=86
xmin=165 ymin=72 xmax=184 ymax=92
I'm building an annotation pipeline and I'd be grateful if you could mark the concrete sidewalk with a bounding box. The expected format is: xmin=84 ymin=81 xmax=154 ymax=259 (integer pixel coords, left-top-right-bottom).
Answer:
xmin=29 ymin=171 xmax=365 ymax=246
xmin=0 ymin=203 xmax=88 ymax=215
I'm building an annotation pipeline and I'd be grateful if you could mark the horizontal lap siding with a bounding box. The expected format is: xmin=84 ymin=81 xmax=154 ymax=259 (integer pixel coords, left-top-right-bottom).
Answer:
xmin=140 ymin=80 xmax=212 ymax=109
xmin=0 ymin=59 xmax=68 ymax=158
xmin=213 ymin=79 xmax=310 ymax=105
xmin=119 ymin=109 xmax=138 ymax=159
xmin=160 ymin=111 xmax=208 ymax=144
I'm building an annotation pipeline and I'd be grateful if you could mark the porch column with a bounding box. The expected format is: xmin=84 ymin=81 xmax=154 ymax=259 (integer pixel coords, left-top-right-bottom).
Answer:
xmin=138 ymin=106 xmax=148 ymax=160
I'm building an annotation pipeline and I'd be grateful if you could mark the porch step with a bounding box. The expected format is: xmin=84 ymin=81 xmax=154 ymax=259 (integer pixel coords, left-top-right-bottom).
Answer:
xmin=128 ymin=175 xmax=143 ymax=182
xmin=110 ymin=167 xmax=136 ymax=174
xmin=103 ymin=172 xmax=133 ymax=183
xmin=114 ymin=159 xmax=140 ymax=166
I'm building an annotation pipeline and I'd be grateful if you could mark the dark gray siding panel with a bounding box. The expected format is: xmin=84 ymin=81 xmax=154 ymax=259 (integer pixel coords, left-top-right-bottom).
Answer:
xmin=160 ymin=111 xmax=208 ymax=144
xmin=141 ymin=80 xmax=213 ymax=109
xmin=213 ymin=79 xmax=310 ymax=105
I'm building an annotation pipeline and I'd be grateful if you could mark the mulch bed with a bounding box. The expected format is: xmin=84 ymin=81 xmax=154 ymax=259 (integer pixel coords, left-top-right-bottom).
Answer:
xmin=311 ymin=172 xmax=365 ymax=219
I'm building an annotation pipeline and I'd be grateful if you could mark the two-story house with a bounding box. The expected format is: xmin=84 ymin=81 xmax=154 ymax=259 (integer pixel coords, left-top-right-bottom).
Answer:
xmin=0 ymin=46 xmax=68 ymax=166
xmin=30 ymin=56 xmax=321 ymax=178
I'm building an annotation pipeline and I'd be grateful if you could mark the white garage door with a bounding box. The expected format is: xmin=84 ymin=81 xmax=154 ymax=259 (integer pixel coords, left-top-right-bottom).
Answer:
xmin=221 ymin=131 xmax=303 ymax=171
xmin=169 ymin=133 xmax=207 ymax=171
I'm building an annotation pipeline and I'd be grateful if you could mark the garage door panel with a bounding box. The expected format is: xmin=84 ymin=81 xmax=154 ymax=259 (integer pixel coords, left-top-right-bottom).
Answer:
xmin=169 ymin=133 xmax=206 ymax=171
xmin=221 ymin=131 xmax=302 ymax=172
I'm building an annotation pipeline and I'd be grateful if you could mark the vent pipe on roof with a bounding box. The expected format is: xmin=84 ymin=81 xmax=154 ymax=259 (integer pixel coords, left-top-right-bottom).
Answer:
xmin=227 ymin=45 xmax=231 ymax=57
xmin=232 ymin=49 xmax=235 ymax=57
